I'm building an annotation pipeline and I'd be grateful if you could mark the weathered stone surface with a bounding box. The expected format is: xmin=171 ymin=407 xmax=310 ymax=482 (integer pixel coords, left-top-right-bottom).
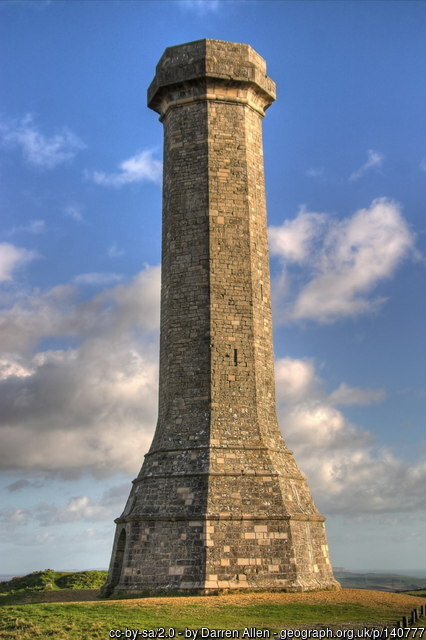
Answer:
xmin=103 ymin=39 xmax=339 ymax=596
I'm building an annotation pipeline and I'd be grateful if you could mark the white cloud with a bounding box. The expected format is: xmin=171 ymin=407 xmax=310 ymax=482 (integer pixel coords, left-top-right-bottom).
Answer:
xmin=269 ymin=208 xmax=327 ymax=264
xmin=0 ymin=1 xmax=52 ymax=10
xmin=275 ymin=357 xmax=318 ymax=402
xmin=283 ymin=400 xmax=348 ymax=447
xmin=90 ymin=150 xmax=162 ymax=187
xmin=64 ymin=204 xmax=84 ymax=222
xmin=9 ymin=219 xmax=45 ymax=235
xmin=0 ymin=254 xmax=421 ymax=522
xmin=306 ymin=167 xmax=324 ymax=179
xmin=28 ymin=220 xmax=45 ymax=234
xmin=0 ymin=507 xmax=30 ymax=524
xmin=0 ymin=482 xmax=130 ymax=536
xmin=0 ymin=266 xmax=161 ymax=477
xmin=329 ymin=382 xmax=385 ymax=406
xmin=269 ymin=198 xmax=416 ymax=323
xmin=35 ymin=496 xmax=112 ymax=525
xmin=0 ymin=114 xmax=85 ymax=169
xmin=108 ymin=243 xmax=124 ymax=258
xmin=73 ymin=272 xmax=124 ymax=286
xmin=0 ymin=242 xmax=37 ymax=282
xmin=349 ymin=149 xmax=384 ymax=182
xmin=0 ymin=356 xmax=33 ymax=380
xmin=276 ymin=357 xmax=426 ymax=516
xmin=178 ymin=0 xmax=220 ymax=13
xmin=0 ymin=268 xmax=161 ymax=355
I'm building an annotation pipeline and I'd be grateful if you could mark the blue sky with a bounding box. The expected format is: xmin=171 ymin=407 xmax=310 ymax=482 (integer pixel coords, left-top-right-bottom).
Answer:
xmin=0 ymin=0 xmax=425 ymax=576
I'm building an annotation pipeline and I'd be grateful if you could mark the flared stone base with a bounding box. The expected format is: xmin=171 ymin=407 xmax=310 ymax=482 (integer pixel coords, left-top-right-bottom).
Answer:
xmin=102 ymin=513 xmax=339 ymax=597
xmin=105 ymin=584 xmax=340 ymax=599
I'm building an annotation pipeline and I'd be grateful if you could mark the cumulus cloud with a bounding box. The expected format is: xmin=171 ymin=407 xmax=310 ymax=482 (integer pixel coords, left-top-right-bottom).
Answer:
xmin=0 ymin=266 xmax=161 ymax=477
xmin=276 ymin=357 xmax=426 ymax=515
xmin=89 ymin=150 xmax=162 ymax=187
xmin=275 ymin=357 xmax=318 ymax=402
xmin=269 ymin=198 xmax=416 ymax=323
xmin=0 ymin=284 xmax=423 ymax=524
xmin=269 ymin=208 xmax=327 ymax=264
xmin=0 ymin=242 xmax=37 ymax=282
xmin=0 ymin=482 xmax=127 ymax=535
xmin=0 ymin=356 xmax=33 ymax=380
xmin=0 ymin=114 xmax=86 ymax=169
xmin=349 ymin=149 xmax=384 ymax=182
xmin=1 ymin=482 xmax=130 ymax=532
xmin=35 ymin=496 xmax=112 ymax=525
xmin=0 ymin=247 xmax=421 ymax=525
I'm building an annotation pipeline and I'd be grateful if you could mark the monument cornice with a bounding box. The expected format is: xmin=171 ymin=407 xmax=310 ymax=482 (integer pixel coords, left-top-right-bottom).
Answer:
xmin=147 ymin=38 xmax=276 ymax=116
xmin=115 ymin=514 xmax=326 ymax=524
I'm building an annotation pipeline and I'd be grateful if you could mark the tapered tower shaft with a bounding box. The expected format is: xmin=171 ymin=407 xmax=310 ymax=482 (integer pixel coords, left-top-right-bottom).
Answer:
xmin=103 ymin=39 xmax=339 ymax=595
xmin=151 ymin=40 xmax=278 ymax=453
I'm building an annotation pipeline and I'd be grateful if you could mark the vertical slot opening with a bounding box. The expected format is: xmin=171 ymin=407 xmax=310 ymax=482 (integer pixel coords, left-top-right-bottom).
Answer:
xmin=233 ymin=348 xmax=238 ymax=366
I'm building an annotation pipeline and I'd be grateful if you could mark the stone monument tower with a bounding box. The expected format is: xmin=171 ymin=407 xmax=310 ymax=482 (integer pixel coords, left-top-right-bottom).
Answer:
xmin=103 ymin=39 xmax=339 ymax=595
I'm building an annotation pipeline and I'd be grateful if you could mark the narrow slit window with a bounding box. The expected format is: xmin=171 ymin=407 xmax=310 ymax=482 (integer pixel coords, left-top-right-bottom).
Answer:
xmin=233 ymin=348 xmax=238 ymax=366
xmin=260 ymin=284 xmax=263 ymax=300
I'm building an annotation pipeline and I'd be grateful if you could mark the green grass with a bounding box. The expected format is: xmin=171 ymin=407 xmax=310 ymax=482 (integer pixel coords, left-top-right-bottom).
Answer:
xmin=0 ymin=570 xmax=107 ymax=594
xmin=0 ymin=599 xmax=414 ymax=640
xmin=1 ymin=571 xmax=424 ymax=640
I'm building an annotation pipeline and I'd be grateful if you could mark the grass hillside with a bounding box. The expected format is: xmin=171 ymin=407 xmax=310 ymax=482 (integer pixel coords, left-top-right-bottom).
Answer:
xmin=1 ymin=571 xmax=425 ymax=640
xmin=0 ymin=569 xmax=107 ymax=601
xmin=1 ymin=586 xmax=425 ymax=640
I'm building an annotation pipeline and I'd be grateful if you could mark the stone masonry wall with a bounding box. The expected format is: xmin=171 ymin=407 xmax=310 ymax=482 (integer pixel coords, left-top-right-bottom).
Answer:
xmin=103 ymin=39 xmax=339 ymax=596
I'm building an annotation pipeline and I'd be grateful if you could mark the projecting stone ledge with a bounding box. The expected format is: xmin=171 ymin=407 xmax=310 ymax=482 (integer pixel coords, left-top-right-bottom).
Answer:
xmin=148 ymin=38 xmax=276 ymax=116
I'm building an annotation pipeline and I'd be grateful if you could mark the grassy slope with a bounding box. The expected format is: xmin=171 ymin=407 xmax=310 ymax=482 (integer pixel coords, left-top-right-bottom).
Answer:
xmin=0 ymin=570 xmax=107 ymax=594
xmin=1 ymin=589 xmax=425 ymax=640
xmin=1 ymin=572 xmax=425 ymax=639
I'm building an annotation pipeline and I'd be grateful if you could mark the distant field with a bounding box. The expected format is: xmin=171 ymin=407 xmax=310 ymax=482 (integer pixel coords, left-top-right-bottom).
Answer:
xmin=334 ymin=571 xmax=426 ymax=592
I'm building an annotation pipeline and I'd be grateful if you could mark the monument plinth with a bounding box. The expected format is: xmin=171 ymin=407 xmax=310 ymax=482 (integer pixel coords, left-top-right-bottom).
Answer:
xmin=103 ymin=39 xmax=339 ymax=595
